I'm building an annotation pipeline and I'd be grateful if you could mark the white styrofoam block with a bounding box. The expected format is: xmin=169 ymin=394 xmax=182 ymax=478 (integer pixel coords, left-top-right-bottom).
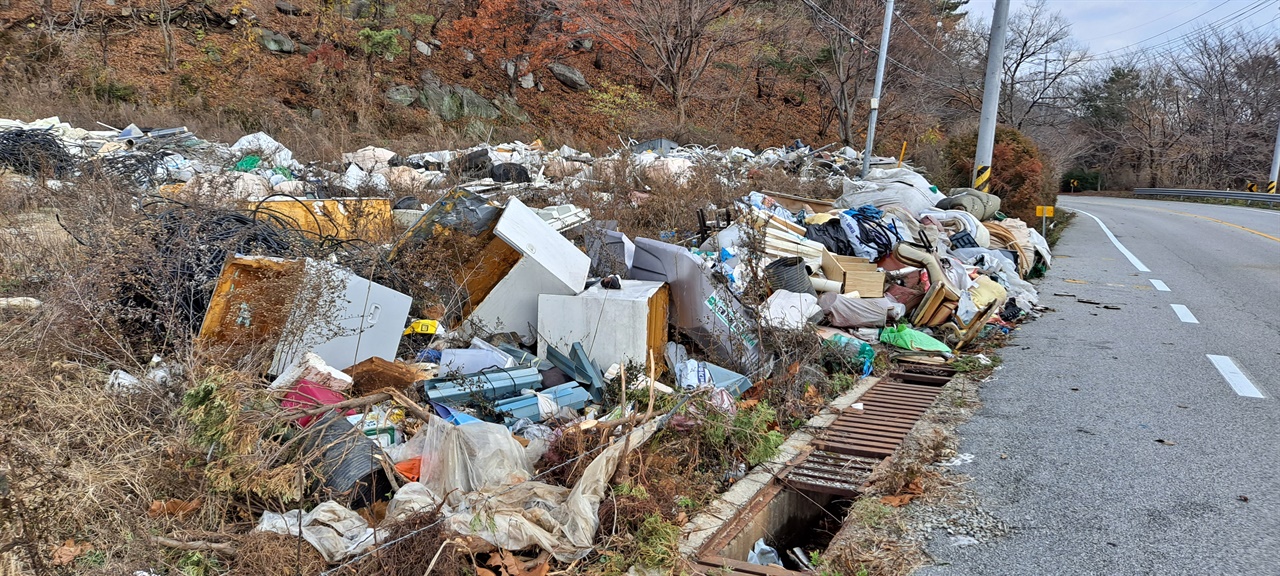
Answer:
xmin=536 ymin=280 xmax=665 ymax=368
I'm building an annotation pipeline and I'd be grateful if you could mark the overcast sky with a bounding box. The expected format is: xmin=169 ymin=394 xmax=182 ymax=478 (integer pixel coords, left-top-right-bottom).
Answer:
xmin=963 ymin=0 xmax=1280 ymax=54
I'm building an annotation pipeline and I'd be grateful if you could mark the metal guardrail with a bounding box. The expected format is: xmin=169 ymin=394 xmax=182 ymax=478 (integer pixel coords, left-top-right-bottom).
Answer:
xmin=1134 ymin=188 xmax=1280 ymax=204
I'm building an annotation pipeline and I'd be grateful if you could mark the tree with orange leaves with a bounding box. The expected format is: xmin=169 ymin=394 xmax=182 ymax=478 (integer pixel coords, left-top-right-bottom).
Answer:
xmin=441 ymin=0 xmax=570 ymax=95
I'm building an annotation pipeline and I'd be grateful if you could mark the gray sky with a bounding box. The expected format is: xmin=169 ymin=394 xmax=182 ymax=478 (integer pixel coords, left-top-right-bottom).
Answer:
xmin=963 ymin=0 xmax=1280 ymax=54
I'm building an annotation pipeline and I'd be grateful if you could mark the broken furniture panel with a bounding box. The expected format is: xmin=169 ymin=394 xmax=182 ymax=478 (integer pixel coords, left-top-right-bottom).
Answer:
xmin=819 ymin=250 xmax=886 ymax=298
xmin=198 ymin=255 xmax=412 ymax=375
xmin=630 ymin=238 xmax=761 ymax=369
xmin=248 ymin=197 xmax=394 ymax=242
xmin=460 ymin=197 xmax=591 ymax=343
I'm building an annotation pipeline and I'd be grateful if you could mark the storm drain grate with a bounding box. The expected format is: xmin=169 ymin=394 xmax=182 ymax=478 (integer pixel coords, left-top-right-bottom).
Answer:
xmin=813 ymin=380 xmax=945 ymax=458
xmin=779 ymin=451 xmax=880 ymax=497
xmin=694 ymin=371 xmax=957 ymax=574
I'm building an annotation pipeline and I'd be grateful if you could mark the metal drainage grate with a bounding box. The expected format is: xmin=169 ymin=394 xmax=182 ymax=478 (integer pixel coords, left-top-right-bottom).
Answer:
xmin=779 ymin=451 xmax=880 ymax=497
xmin=813 ymin=380 xmax=945 ymax=458
xmin=694 ymin=370 xmax=958 ymax=574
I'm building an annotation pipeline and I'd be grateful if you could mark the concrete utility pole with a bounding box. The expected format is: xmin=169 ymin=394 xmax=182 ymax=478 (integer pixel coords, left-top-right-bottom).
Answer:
xmin=973 ymin=0 xmax=1011 ymax=192
xmin=860 ymin=0 xmax=895 ymax=179
xmin=1269 ymin=118 xmax=1280 ymax=193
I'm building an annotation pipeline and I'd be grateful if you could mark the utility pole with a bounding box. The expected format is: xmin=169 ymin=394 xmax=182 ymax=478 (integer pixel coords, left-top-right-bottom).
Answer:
xmin=1269 ymin=118 xmax=1280 ymax=194
xmin=860 ymin=0 xmax=895 ymax=179
xmin=973 ymin=0 xmax=1011 ymax=192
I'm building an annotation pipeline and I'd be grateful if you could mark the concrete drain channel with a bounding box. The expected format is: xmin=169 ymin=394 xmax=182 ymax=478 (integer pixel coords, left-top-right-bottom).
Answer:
xmin=686 ymin=362 xmax=957 ymax=574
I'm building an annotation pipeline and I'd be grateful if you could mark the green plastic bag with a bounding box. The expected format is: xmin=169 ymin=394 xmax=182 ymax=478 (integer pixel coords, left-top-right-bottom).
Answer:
xmin=826 ymin=333 xmax=876 ymax=376
xmin=879 ymin=324 xmax=951 ymax=353
xmin=233 ymin=155 xmax=261 ymax=172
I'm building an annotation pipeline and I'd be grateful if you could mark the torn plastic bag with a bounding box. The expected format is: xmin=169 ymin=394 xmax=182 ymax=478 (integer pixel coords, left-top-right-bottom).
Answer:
xmin=384 ymin=482 xmax=443 ymax=522
xmin=763 ymin=290 xmax=821 ymax=330
xmin=255 ymin=502 xmax=378 ymax=563
xmin=417 ymin=418 xmax=535 ymax=506
xmin=879 ymin=324 xmax=951 ymax=354
xmin=818 ymin=292 xmax=905 ymax=328
xmin=391 ymin=189 xmax=501 ymax=258
xmin=443 ymin=418 xmax=661 ymax=562
xmin=630 ymin=238 xmax=760 ymax=368
xmin=748 ymin=538 xmax=782 ymax=566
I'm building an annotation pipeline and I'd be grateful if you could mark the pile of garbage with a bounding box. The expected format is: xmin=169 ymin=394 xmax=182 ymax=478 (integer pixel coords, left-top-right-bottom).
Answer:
xmin=0 ymin=116 xmax=1049 ymax=572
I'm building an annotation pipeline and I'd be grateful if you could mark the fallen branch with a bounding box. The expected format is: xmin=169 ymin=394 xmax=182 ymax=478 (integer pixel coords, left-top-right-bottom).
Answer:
xmin=277 ymin=392 xmax=392 ymax=421
xmin=151 ymin=536 xmax=236 ymax=555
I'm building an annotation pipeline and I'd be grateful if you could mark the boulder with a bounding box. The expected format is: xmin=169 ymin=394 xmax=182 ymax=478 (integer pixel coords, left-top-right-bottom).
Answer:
xmin=548 ymin=62 xmax=590 ymax=91
xmin=417 ymin=72 xmax=500 ymax=121
xmin=455 ymin=86 xmax=501 ymax=119
xmin=386 ymin=85 xmax=419 ymax=107
xmin=415 ymin=40 xmax=433 ymax=56
xmin=275 ymin=0 xmax=302 ymax=15
xmin=492 ymin=94 xmax=530 ymax=123
xmin=257 ymin=29 xmax=295 ymax=53
xmin=519 ymin=73 xmax=535 ymax=90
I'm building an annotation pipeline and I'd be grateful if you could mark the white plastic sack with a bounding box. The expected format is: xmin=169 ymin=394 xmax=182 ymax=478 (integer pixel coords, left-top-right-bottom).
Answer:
xmin=385 ymin=482 xmax=444 ymax=522
xmin=764 ymin=290 xmax=821 ymax=330
xmin=343 ymin=146 xmax=397 ymax=172
xmin=835 ymin=168 xmax=946 ymax=218
xmin=231 ymin=132 xmax=298 ymax=170
xmin=818 ymin=293 xmax=905 ymax=328
xmin=255 ymin=502 xmax=378 ymax=563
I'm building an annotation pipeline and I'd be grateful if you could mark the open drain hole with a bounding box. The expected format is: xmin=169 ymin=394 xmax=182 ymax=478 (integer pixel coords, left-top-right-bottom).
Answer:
xmin=696 ymin=485 xmax=854 ymax=574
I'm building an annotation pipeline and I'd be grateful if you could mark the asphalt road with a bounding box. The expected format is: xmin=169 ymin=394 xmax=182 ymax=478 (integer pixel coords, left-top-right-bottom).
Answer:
xmin=918 ymin=196 xmax=1280 ymax=575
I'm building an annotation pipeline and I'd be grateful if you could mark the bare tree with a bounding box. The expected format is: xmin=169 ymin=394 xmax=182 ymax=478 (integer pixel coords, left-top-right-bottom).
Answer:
xmin=565 ymin=0 xmax=754 ymax=125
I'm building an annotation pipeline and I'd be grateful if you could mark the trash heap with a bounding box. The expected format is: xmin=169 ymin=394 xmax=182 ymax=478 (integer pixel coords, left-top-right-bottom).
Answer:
xmin=0 ymin=116 xmax=1050 ymax=573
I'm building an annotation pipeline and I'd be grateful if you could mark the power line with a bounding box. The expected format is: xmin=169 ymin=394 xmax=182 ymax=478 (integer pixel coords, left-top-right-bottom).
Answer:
xmin=1084 ymin=0 xmax=1274 ymax=63
xmin=891 ymin=9 xmax=964 ymax=68
xmin=800 ymin=0 xmax=972 ymax=95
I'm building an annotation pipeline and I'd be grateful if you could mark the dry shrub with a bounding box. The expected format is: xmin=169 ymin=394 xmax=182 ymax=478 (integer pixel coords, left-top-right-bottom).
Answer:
xmin=945 ymin=126 xmax=1051 ymax=222
xmin=0 ymin=349 xmax=205 ymax=573
xmin=345 ymin=512 xmax=465 ymax=576
xmin=230 ymin=532 xmax=328 ymax=576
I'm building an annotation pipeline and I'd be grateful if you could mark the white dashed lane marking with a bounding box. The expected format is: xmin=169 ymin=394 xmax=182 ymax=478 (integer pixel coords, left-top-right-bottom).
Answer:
xmin=1149 ymin=279 xmax=1170 ymax=292
xmin=1207 ymin=355 xmax=1265 ymax=398
xmin=1170 ymin=304 xmax=1199 ymax=324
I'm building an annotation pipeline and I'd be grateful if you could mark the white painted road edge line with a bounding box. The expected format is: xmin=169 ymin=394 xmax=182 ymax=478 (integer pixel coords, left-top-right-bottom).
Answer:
xmin=1170 ymin=304 xmax=1199 ymax=324
xmin=1149 ymin=279 xmax=1170 ymax=292
xmin=1206 ymin=355 xmax=1265 ymax=398
xmin=1069 ymin=208 xmax=1151 ymax=272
